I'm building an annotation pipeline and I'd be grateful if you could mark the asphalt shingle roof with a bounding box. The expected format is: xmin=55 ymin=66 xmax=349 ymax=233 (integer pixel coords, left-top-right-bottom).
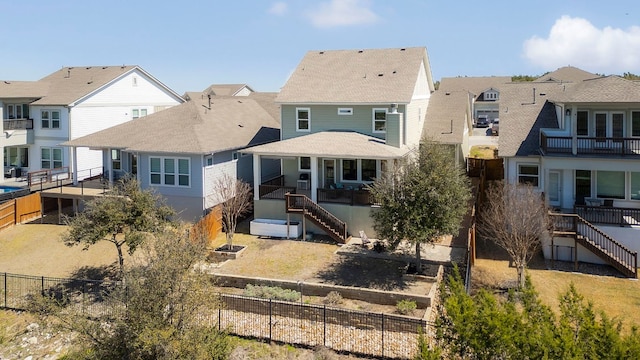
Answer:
xmin=62 ymin=92 xmax=280 ymax=154
xmin=438 ymin=76 xmax=511 ymax=95
xmin=534 ymin=66 xmax=599 ymax=83
xmin=550 ymin=76 xmax=640 ymax=103
xmin=242 ymin=131 xmax=409 ymax=159
xmin=276 ymin=47 xmax=432 ymax=104
xmin=422 ymin=90 xmax=471 ymax=144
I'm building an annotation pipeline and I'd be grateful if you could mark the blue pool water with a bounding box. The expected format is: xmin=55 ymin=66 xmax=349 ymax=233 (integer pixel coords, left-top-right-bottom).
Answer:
xmin=0 ymin=186 xmax=24 ymax=194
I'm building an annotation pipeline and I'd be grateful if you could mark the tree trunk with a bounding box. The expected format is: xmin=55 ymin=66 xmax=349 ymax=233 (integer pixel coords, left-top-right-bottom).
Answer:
xmin=116 ymin=241 xmax=125 ymax=280
xmin=415 ymin=242 xmax=422 ymax=274
xmin=517 ymin=264 xmax=526 ymax=288
xmin=226 ymin=231 xmax=234 ymax=250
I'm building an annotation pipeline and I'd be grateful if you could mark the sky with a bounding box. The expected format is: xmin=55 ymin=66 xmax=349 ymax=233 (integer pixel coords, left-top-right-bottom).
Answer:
xmin=0 ymin=0 xmax=638 ymax=94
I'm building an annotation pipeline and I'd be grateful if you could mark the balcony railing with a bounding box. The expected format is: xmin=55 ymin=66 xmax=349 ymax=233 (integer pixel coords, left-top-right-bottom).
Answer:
xmin=3 ymin=118 xmax=33 ymax=130
xmin=541 ymin=132 xmax=640 ymax=157
xmin=258 ymin=183 xmax=373 ymax=206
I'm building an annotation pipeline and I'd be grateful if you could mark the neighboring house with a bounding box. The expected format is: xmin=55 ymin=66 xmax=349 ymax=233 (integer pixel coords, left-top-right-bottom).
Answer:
xmin=242 ymin=47 xmax=435 ymax=241
xmin=439 ymin=76 xmax=511 ymax=125
xmin=422 ymin=90 xmax=474 ymax=165
xmin=199 ymin=84 xmax=254 ymax=97
xmin=62 ymin=91 xmax=281 ymax=221
xmin=0 ymin=66 xmax=184 ymax=181
xmin=499 ymin=69 xmax=640 ymax=276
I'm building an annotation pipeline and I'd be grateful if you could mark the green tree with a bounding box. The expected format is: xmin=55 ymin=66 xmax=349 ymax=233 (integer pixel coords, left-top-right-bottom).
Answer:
xmin=369 ymin=140 xmax=470 ymax=273
xmin=622 ymin=72 xmax=640 ymax=80
xmin=62 ymin=177 xmax=175 ymax=278
xmin=34 ymin=227 xmax=230 ymax=360
xmin=477 ymin=181 xmax=549 ymax=288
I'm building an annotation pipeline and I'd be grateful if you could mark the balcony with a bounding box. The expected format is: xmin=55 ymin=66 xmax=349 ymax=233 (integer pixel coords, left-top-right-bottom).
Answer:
xmin=258 ymin=175 xmax=373 ymax=206
xmin=541 ymin=132 xmax=640 ymax=157
xmin=4 ymin=118 xmax=34 ymax=130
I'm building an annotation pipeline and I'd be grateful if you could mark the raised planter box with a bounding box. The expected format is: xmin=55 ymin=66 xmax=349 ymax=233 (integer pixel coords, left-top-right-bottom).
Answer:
xmin=250 ymin=218 xmax=301 ymax=238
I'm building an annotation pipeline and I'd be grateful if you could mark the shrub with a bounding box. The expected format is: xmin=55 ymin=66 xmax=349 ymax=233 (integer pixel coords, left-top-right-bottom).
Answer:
xmin=323 ymin=291 xmax=343 ymax=305
xmin=396 ymin=299 xmax=417 ymax=315
xmin=243 ymin=284 xmax=301 ymax=302
xmin=373 ymin=241 xmax=386 ymax=253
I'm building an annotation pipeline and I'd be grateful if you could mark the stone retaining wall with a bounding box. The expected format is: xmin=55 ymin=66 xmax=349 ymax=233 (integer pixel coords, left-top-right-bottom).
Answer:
xmin=211 ymin=271 xmax=440 ymax=308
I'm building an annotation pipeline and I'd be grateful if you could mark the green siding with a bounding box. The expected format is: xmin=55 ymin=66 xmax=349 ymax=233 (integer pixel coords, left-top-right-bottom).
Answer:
xmin=281 ymin=104 xmax=405 ymax=142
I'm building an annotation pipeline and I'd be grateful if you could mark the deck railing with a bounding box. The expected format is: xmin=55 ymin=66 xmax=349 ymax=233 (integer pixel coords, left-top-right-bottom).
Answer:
xmin=3 ymin=118 xmax=33 ymax=130
xmin=574 ymin=204 xmax=640 ymax=227
xmin=286 ymin=193 xmax=347 ymax=242
xmin=541 ymin=132 xmax=640 ymax=156
xmin=317 ymin=188 xmax=372 ymax=206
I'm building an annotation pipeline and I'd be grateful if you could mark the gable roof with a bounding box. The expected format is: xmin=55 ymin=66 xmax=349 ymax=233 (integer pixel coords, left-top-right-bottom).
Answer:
xmin=422 ymin=90 xmax=471 ymax=144
xmin=276 ymin=47 xmax=434 ymax=104
xmin=438 ymin=76 xmax=511 ymax=95
xmin=23 ymin=66 xmax=183 ymax=106
xmin=534 ymin=66 xmax=599 ymax=83
xmin=550 ymin=75 xmax=640 ymax=103
xmin=498 ymin=82 xmax=572 ymax=157
xmin=202 ymin=84 xmax=253 ymax=96
xmin=0 ymin=81 xmax=49 ymax=99
xmin=242 ymin=130 xmax=409 ymax=159
xmin=62 ymin=92 xmax=280 ymax=155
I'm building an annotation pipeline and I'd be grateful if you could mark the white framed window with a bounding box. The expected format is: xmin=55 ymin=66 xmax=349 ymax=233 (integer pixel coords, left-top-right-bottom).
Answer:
xmin=132 ymin=108 xmax=148 ymax=119
xmin=5 ymin=147 xmax=28 ymax=167
xmin=296 ymin=108 xmax=310 ymax=132
xmin=361 ymin=159 xmax=378 ymax=181
xmin=338 ymin=108 xmax=353 ymax=116
xmin=41 ymin=110 xmax=60 ymax=129
xmin=632 ymin=111 xmax=640 ymax=137
xmin=517 ymin=164 xmax=539 ymax=187
xmin=6 ymin=104 xmax=25 ymax=119
xmin=342 ymin=159 xmax=358 ymax=181
xmin=576 ymin=110 xmax=589 ymax=136
xmin=372 ymin=108 xmax=387 ymax=133
xmin=484 ymin=91 xmax=498 ymax=100
xmin=206 ymin=156 xmax=213 ymax=166
xmin=596 ymin=170 xmax=625 ymax=199
xmin=299 ymin=156 xmax=311 ymax=171
xmin=150 ymin=157 xmax=190 ymax=187
xmin=41 ymin=147 xmax=63 ymax=169
xmin=111 ymin=149 xmax=121 ymax=170
xmin=340 ymin=159 xmax=379 ymax=182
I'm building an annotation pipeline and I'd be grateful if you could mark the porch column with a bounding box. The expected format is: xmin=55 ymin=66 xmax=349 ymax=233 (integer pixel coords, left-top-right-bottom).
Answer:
xmin=72 ymin=146 xmax=78 ymax=185
xmin=570 ymin=105 xmax=577 ymax=155
xmin=310 ymin=156 xmax=318 ymax=202
xmin=253 ymin=154 xmax=261 ymax=201
xmin=107 ymin=148 xmax=114 ymax=184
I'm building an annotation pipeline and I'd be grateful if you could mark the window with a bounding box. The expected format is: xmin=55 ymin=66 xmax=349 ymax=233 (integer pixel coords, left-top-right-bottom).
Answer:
xmin=296 ymin=108 xmax=310 ymax=132
xmin=632 ymin=111 xmax=640 ymax=137
xmin=206 ymin=156 xmax=213 ymax=166
xmin=6 ymin=104 xmax=25 ymax=119
xmin=342 ymin=159 xmax=357 ymax=181
xmin=595 ymin=113 xmax=607 ymax=138
xmin=41 ymin=110 xmax=60 ymax=129
xmin=484 ymin=91 xmax=498 ymax=100
xmin=150 ymin=157 xmax=190 ymax=186
xmin=111 ymin=149 xmax=121 ymax=170
xmin=132 ymin=108 xmax=148 ymax=119
xmin=41 ymin=147 xmax=62 ymax=169
xmin=576 ymin=110 xmax=588 ymax=136
xmin=612 ymin=113 xmax=624 ymax=139
xmin=4 ymin=147 xmax=28 ymax=167
xmin=372 ymin=109 xmax=386 ymax=133
xmin=361 ymin=159 xmax=377 ymax=181
xmin=338 ymin=108 xmax=353 ymax=116
xmin=299 ymin=156 xmax=311 ymax=171
xmin=596 ymin=171 xmax=625 ymax=199
xmin=517 ymin=164 xmax=539 ymax=187
xmin=631 ymin=172 xmax=640 ymax=200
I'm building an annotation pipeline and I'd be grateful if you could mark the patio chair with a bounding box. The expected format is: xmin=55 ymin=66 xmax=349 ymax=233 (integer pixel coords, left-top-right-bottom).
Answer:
xmin=359 ymin=230 xmax=371 ymax=247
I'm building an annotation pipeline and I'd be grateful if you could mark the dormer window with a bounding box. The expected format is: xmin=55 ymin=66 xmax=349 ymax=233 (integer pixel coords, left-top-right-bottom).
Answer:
xmin=484 ymin=91 xmax=499 ymax=101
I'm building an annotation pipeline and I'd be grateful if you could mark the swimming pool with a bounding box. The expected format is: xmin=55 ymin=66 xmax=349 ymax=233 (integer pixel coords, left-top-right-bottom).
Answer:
xmin=0 ymin=186 xmax=24 ymax=193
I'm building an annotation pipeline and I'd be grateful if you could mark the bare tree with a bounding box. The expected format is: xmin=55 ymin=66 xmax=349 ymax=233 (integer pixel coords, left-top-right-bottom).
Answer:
xmin=477 ymin=181 xmax=549 ymax=288
xmin=211 ymin=173 xmax=253 ymax=250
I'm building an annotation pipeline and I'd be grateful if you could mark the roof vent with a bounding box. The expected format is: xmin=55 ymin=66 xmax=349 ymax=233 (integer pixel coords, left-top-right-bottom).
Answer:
xmin=392 ymin=70 xmax=397 ymax=74
xmin=358 ymin=50 xmax=363 ymax=53
xmin=378 ymin=73 xmax=383 ymax=77
xmin=86 ymin=67 xmax=91 ymax=70
xmin=400 ymin=48 xmax=406 ymax=51
xmin=319 ymin=51 xmax=324 ymax=54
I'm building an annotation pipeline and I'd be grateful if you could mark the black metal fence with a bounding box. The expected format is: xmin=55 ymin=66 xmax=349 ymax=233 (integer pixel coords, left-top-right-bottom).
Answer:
xmin=1 ymin=272 xmax=431 ymax=359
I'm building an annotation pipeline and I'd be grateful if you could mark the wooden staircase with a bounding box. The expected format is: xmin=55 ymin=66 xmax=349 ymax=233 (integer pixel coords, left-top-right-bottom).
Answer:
xmin=550 ymin=213 xmax=638 ymax=278
xmin=285 ymin=193 xmax=348 ymax=243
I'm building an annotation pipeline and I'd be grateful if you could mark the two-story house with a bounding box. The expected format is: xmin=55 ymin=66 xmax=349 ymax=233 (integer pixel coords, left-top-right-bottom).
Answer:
xmin=0 ymin=66 xmax=184 ymax=182
xmin=500 ymin=70 xmax=640 ymax=277
xmin=63 ymin=90 xmax=281 ymax=221
xmin=243 ymin=47 xmax=435 ymax=241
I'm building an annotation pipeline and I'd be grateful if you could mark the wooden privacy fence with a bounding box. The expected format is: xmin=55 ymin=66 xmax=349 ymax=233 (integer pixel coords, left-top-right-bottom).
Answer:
xmin=0 ymin=192 xmax=41 ymax=230
xmin=192 ymin=205 xmax=222 ymax=243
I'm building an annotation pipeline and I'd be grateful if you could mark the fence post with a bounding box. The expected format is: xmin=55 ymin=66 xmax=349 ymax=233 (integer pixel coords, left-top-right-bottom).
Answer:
xmin=323 ymin=305 xmax=326 ymax=347
xmin=3 ymin=273 xmax=6 ymax=308
xmin=269 ymin=299 xmax=272 ymax=342
xmin=381 ymin=313 xmax=385 ymax=358
xmin=41 ymin=276 xmax=45 ymax=297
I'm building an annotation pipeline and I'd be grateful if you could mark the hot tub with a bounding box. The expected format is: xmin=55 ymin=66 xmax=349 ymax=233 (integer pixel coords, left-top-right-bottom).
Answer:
xmin=250 ymin=218 xmax=302 ymax=238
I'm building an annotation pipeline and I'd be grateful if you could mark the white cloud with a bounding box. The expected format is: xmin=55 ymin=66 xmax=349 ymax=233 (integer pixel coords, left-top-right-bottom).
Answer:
xmin=268 ymin=2 xmax=288 ymax=16
xmin=523 ymin=16 xmax=640 ymax=73
xmin=307 ymin=0 xmax=379 ymax=28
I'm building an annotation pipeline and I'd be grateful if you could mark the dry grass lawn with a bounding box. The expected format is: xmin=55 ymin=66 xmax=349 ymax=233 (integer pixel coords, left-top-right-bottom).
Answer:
xmin=470 ymin=145 xmax=497 ymax=159
xmin=473 ymin=239 xmax=640 ymax=332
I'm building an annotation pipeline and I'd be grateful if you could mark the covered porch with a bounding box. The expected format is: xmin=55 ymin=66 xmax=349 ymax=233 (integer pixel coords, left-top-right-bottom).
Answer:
xmin=244 ymin=131 xmax=410 ymax=206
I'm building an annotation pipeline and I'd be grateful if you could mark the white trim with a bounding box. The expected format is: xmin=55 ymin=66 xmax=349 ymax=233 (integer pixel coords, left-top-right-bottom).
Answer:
xmin=149 ymin=156 xmax=191 ymax=187
xmin=372 ymin=108 xmax=387 ymax=134
xmin=296 ymin=107 xmax=310 ymax=132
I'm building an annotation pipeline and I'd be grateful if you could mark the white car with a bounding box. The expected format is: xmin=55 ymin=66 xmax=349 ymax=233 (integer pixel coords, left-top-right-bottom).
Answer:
xmin=491 ymin=119 xmax=499 ymax=135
